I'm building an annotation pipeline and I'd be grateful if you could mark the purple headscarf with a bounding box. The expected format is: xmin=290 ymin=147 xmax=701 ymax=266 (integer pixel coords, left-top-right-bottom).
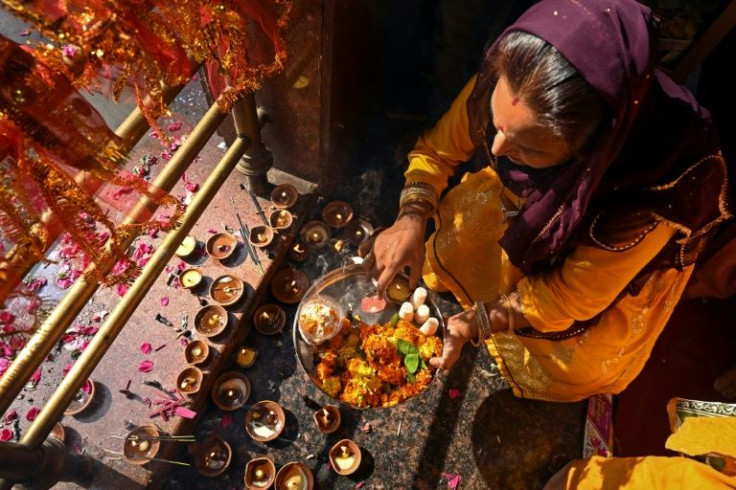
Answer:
xmin=467 ymin=0 xmax=731 ymax=275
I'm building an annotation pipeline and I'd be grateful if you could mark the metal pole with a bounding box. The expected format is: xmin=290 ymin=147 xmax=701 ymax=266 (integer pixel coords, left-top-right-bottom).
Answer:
xmin=0 ymin=101 xmax=227 ymax=417
xmin=0 ymin=438 xmax=94 ymax=490
xmin=21 ymin=134 xmax=250 ymax=447
xmin=231 ymin=93 xmax=272 ymax=195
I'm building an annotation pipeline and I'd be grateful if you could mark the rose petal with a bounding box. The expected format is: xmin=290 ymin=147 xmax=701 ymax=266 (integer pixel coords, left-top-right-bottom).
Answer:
xmin=0 ymin=428 xmax=13 ymax=441
xmin=26 ymin=407 xmax=39 ymax=421
xmin=5 ymin=410 xmax=17 ymax=423
xmin=63 ymin=363 xmax=75 ymax=376
xmin=160 ymin=297 xmax=169 ymax=307
xmin=355 ymin=483 xmax=365 ymax=489
xmin=221 ymin=413 xmax=233 ymax=429
xmin=140 ymin=343 xmax=152 ymax=355
xmin=28 ymin=277 xmax=47 ymax=292
xmin=116 ymin=284 xmax=129 ymax=297
xmin=448 ymin=388 xmax=461 ymax=400
xmin=0 ymin=311 xmax=15 ymax=324
xmin=138 ymin=360 xmax=154 ymax=373
xmin=207 ymin=228 xmax=217 ymax=234
xmin=0 ymin=358 xmax=11 ymax=376
xmin=30 ymin=367 xmax=41 ymax=384
xmin=168 ymin=121 xmax=182 ymax=132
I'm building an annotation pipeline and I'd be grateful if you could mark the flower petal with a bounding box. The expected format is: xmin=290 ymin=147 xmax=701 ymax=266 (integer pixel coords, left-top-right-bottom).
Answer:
xmin=140 ymin=343 xmax=152 ymax=355
xmin=448 ymin=388 xmax=461 ymax=400
xmin=26 ymin=407 xmax=39 ymax=421
xmin=0 ymin=428 xmax=13 ymax=441
xmin=138 ymin=360 xmax=154 ymax=373
xmin=160 ymin=297 xmax=169 ymax=307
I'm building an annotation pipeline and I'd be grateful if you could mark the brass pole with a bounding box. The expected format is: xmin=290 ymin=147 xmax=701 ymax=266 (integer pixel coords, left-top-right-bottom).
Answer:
xmin=231 ymin=93 xmax=272 ymax=195
xmin=0 ymin=101 xmax=227 ymax=416
xmin=22 ymin=134 xmax=250 ymax=446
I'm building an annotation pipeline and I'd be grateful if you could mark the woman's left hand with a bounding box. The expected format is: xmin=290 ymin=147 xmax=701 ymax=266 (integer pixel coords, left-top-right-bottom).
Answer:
xmin=429 ymin=309 xmax=479 ymax=370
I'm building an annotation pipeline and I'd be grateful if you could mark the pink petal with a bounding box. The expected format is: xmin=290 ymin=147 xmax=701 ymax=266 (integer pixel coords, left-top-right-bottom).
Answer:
xmin=5 ymin=410 xmax=17 ymax=422
xmin=26 ymin=407 xmax=39 ymax=421
xmin=81 ymin=380 xmax=93 ymax=394
xmin=0 ymin=311 xmax=15 ymax=324
xmin=168 ymin=121 xmax=183 ymax=132
xmin=180 ymin=338 xmax=189 ymax=347
xmin=138 ymin=360 xmax=154 ymax=373
xmin=63 ymin=363 xmax=75 ymax=376
xmin=221 ymin=413 xmax=233 ymax=429
xmin=442 ymin=473 xmax=462 ymax=490
xmin=62 ymin=45 xmax=78 ymax=58
xmin=0 ymin=358 xmax=10 ymax=376
xmin=140 ymin=343 xmax=152 ymax=355
xmin=355 ymin=483 xmax=365 ymax=489
xmin=448 ymin=388 xmax=461 ymax=400
xmin=28 ymin=277 xmax=47 ymax=291
xmin=160 ymin=297 xmax=169 ymax=306
xmin=116 ymin=284 xmax=129 ymax=297
xmin=207 ymin=228 xmax=217 ymax=234
xmin=30 ymin=367 xmax=41 ymax=384
xmin=0 ymin=428 xmax=13 ymax=441
xmin=185 ymin=182 xmax=199 ymax=193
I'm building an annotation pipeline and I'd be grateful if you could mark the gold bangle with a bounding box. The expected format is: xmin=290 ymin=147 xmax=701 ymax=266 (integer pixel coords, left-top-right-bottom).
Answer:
xmin=499 ymin=294 xmax=514 ymax=332
xmin=399 ymin=182 xmax=439 ymax=210
xmin=474 ymin=300 xmax=491 ymax=343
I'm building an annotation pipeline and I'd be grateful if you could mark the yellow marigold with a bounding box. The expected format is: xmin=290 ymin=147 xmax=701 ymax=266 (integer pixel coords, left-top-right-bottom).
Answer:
xmin=322 ymin=376 xmax=342 ymax=398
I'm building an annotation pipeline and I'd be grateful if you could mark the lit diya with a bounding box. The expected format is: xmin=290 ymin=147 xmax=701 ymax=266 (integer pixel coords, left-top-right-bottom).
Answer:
xmin=235 ymin=346 xmax=258 ymax=368
xmin=245 ymin=456 xmax=277 ymax=490
xmin=289 ymin=239 xmax=309 ymax=262
xmin=184 ymin=339 xmax=210 ymax=365
xmin=274 ymin=462 xmax=314 ymax=490
xmin=194 ymin=304 xmax=229 ymax=337
xmin=345 ymin=219 xmax=374 ymax=246
xmin=206 ymin=232 xmax=237 ymax=261
xmin=175 ymin=235 xmax=198 ymax=258
xmin=123 ymin=424 xmax=161 ymax=466
xmin=211 ymin=372 xmax=251 ymax=411
xmin=245 ymin=400 xmax=285 ymax=442
xmin=386 ymin=277 xmax=411 ymax=303
xmin=194 ymin=434 xmax=232 ymax=477
xmin=269 ymin=209 xmax=293 ymax=231
xmin=322 ymin=200 xmax=354 ymax=229
xmin=209 ymin=275 xmax=245 ymax=307
xmin=270 ymin=269 xmax=310 ymax=304
xmin=270 ymin=183 xmax=299 ymax=209
xmin=249 ymin=225 xmax=275 ymax=249
xmin=64 ymin=379 xmax=95 ymax=416
xmin=313 ymin=405 xmax=341 ymax=434
xmin=328 ymin=439 xmax=362 ymax=476
xmin=176 ymin=366 xmax=203 ymax=396
xmin=179 ymin=268 xmax=203 ymax=290
xmin=300 ymin=221 xmax=331 ymax=249
xmin=253 ymin=303 xmax=286 ymax=335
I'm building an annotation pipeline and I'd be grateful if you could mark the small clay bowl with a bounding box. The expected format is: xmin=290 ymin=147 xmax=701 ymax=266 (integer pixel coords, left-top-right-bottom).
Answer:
xmin=271 ymin=183 xmax=299 ymax=209
xmin=184 ymin=339 xmax=210 ymax=365
xmin=322 ymin=200 xmax=354 ymax=229
xmin=289 ymin=239 xmax=309 ymax=262
xmin=50 ymin=422 xmax=65 ymax=442
xmin=64 ymin=379 xmax=95 ymax=416
xmin=244 ymin=456 xmax=277 ymax=490
xmin=328 ymin=439 xmax=362 ymax=476
xmin=313 ymin=405 xmax=341 ymax=433
xmin=249 ymin=225 xmax=275 ymax=249
xmin=194 ymin=304 xmax=229 ymax=337
xmin=235 ymin=346 xmax=258 ymax=368
xmin=176 ymin=366 xmax=203 ymax=396
xmin=274 ymin=462 xmax=314 ymax=490
xmin=300 ymin=221 xmax=331 ymax=249
xmin=209 ymin=275 xmax=245 ymax=307
xmin=179 ymin=268 xmax=203 ymax=290
xmin=123 ymin=425 xmax=161 ymax=465
xmin=194 ymin=434 xmax=232 ymax=477
xmin=270 ymin=269 xmax=310 ymax=305
xmin=253 ymin=304 xmax=286 ymax=335
xmin=206 ymin=232 xmax=237 ymax=261
xmin=211 ymin=371 xmax=251 ymax=411
xmin=269 ymin=209 xmax=293 ymax=231
xmin=245 ymin=400 xmax=286 ymax=442
xmin=175 ymin=235 xmax=198 ymax=258
xmin=346 ymin=219 xmax=374 ymax=246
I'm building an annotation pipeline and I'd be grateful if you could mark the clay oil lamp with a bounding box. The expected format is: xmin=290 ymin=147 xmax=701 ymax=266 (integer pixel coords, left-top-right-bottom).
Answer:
xmin=386 ymin=277 xmax=411 ymax=303
xmin=346 ymin=219 xmax=374 ymax=246
xmin=176 ymin=366 xmax=203 ymax=396
xmin=289 ymin=239 xmax=309 ymax=262
xmin=179 ymin=267 xmax=203 ymax=290
xmin=322 ymin=200 xmax=354 ymax=229
xmin=209 ymin=275 xmax=245 ymax=307
xmin=194 ymin=304 xmax=229 ymax=338
xmin=184 ymin=339 xmax=210 ymax=366
xmin=271 ymin=183 xmax=299 ymax=209
xmin=235 ymin=345 xmax=258 ymax=368
xmin=274 ymin=462 xmax=314 ymax=490
xmin=270 ymin=269 xmax=310 ymax=305
xmin=245 ymin=400 xmax=286 ymax=443
xmin=175 ymin=235 xmax=198 ymax=259
xmin=328 ymin=439 xmax=362 ymax=476
xmin=329 ymin=239 xmax=347 ymax=254
xmin=245 ymin=456 xmax=277 ymax=490
xmin=249 ymin=225 xmax=275 ymax=249
xmin=50 ymin=422 xmax=65 ymax=442
xmin=253 ymin=303 xmax=286 ymax=335
xmin=300 ymin=221 xmax=331 ymax=249
xmin=313 ymin=405 xmax=341 ymax=434
xmin=206 ymin=232 xmax=237 ymax=261
xmin=269 ymin=209 xmax=293 ymax=231
xmin=123 ymin=425 xmax=162 ymax=465
xmin=194 ymin=434 xmax=232 ymax=477
xmin=64 ymin=379 xmax=95 ymax=416
xmin=211 ymin=372 xmax=251 ymax=411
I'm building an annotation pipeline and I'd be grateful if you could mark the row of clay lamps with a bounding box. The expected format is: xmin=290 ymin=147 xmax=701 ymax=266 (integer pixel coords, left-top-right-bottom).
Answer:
xmin=248 ymin=183 xmax=300 ymax=250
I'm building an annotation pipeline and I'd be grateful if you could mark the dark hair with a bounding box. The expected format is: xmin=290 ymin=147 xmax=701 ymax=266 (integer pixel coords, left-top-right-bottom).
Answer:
xmin=492 ymin=31 xmax=608 ymax=154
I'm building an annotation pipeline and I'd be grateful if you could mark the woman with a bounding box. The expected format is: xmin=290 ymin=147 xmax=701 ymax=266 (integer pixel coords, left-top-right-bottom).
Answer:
xmin=372 ymin=0 xmax=732 ymax=402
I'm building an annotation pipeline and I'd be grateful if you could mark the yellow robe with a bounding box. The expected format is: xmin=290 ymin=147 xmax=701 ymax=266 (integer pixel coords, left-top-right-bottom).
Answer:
xmin=406 ymin=76 xmax=691 ymax=402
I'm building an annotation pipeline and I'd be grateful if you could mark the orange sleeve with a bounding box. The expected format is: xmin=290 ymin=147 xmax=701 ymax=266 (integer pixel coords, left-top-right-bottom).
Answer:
xmin=404 ymin=75 xmax=478 ymax=195
xmin=518 ymin=223 xmax=676 ymax=332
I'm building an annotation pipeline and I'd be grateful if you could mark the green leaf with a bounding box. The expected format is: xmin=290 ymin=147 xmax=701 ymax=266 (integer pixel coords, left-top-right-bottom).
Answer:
xmin=404 ymin=353 xmax=420 ymax=374
xmin=389 ymin=313 xmax=399 ymax=328
xmin=406 ymin=372 xmax=416 ymax=384
xmin=420 ymin=358 xmax=428 ymax=370
xmin=397 ymin=339 xmax=413 ymax=356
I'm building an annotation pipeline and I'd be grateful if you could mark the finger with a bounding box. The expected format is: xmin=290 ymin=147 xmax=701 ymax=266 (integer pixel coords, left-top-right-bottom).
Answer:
xmin=430 ymin=338 xmax=461 ymax=370
xmin=408 ymin=261 xmax=422 ymax=290
xmin=376 ymin=262 xmax=400 ymax=299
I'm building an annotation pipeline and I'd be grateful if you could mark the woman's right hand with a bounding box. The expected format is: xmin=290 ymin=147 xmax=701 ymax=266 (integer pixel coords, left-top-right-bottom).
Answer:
xmin=372 ymin=203 xmax=431 ymax=298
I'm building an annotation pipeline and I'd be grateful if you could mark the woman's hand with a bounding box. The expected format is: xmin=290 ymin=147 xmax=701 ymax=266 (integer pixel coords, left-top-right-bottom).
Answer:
xmin=372 ymin=202 xmax=431 ymax=298
xmin=429 ymin=309 xmax=479 ymax=370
